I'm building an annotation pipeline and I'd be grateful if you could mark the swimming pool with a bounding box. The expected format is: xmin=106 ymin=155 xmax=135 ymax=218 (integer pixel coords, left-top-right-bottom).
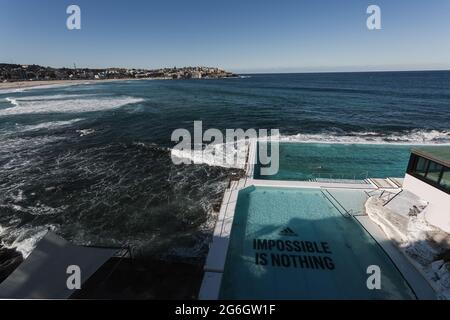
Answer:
xmin=219 ymin=186 xmax=416 ymax=299
xmin=254 ymin=143 xmax=412 ymax=181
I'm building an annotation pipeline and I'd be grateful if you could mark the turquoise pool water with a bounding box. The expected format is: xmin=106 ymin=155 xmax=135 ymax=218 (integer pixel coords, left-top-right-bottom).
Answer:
xmin=254 ymin=143 xmax=412 ymax=181
xmin=219 ymin=186 xmax=415 ymax=299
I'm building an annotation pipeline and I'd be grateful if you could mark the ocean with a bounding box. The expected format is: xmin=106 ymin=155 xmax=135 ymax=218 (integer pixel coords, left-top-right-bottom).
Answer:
xmin=0 ymin=71 xmax=449 ymax=261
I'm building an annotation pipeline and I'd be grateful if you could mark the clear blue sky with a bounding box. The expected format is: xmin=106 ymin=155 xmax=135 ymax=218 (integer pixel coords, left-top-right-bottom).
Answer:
xmin=1 ymin=0 xmax=449 ymax=73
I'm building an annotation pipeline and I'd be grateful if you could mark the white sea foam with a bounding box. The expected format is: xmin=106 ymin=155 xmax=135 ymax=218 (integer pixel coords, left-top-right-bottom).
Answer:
xmin=171 ymin=129 xmax=450 ymax=169
xmin=17 ymin=118 xmax=85 ymax=131
xmin=1 ymin=225 xmax=57 ymax=258
xmin=76 ymin=128 xmax=95 ymax=137
xmin=0 ymin=88 xmax=25 ymax=95
xmin=9 ymin=94 xmax=93 ymax=101
xmin=5 ymin=97 xmax=18 ymax=106
xmin=0 ymin=95 xmax=144 ymax=115
xmin=171 ymin=141 xmax=248 ymax=169
xmin=275 ymin=130 xmax=450 ymax=145
xmin=0 ymin=83 xmax=84 ymax=95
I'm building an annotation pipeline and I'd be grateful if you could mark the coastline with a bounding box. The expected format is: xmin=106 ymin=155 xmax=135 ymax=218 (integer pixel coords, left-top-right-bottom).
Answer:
xmin=0 ymin=75 xmax=235 ymax=92
xmin=0 ymin=78 xmax=136 ymax=91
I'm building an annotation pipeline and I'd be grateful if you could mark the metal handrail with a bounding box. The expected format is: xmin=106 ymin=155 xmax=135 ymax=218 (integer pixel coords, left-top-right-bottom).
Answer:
xmin=321 ymin=190 xmax=351 ymax=218
xmin=383 ymin=189 xmax=403 ymax=207
xmin=311 ymin=171 xmax=369 ymax=182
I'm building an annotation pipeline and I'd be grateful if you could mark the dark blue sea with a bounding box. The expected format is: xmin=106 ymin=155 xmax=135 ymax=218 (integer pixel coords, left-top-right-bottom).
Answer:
xmin=0 ymin=71 xmax=449 ymax=260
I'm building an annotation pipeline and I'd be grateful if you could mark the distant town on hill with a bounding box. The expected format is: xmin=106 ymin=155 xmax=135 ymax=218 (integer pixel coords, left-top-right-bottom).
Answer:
xmin=0 ymin=63 xmax=238 ymax=82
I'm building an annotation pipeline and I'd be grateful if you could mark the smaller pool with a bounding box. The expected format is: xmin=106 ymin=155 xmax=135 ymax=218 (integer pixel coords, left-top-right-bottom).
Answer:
xmin=219 ymin=186 xmax=416 ymax=299
xmin=254 ymin=143 xmax=412 ymax=181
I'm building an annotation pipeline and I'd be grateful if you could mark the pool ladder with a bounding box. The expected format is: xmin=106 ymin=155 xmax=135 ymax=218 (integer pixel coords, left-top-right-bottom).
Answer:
xmin=320 ymin=189 xmax=352 ymax=218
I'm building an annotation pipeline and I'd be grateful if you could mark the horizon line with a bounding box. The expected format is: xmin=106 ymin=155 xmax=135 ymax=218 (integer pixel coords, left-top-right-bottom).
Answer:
xmin=242 ymin=68 xmax=450 ymax=75
xmin=2 ymin=62 xmax=450 ymax=75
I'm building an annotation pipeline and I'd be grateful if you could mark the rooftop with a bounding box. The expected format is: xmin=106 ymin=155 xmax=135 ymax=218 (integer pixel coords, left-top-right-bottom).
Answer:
xmin=412 ymin=146 xmax=450 ymax=167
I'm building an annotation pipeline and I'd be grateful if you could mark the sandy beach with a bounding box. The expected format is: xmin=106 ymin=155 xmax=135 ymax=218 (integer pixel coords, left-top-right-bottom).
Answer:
xmin=0 ymin=79 xmax=135 ymax=91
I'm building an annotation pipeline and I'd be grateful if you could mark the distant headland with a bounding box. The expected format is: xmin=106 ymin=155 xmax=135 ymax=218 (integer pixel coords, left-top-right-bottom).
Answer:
xmin=0 ymin=64 xmax=238 ymax=82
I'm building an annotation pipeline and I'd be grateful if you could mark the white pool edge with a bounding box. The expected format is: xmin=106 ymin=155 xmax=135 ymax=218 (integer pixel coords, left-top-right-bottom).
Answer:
xmin=199 ymin=141 xmax=256 ymax=300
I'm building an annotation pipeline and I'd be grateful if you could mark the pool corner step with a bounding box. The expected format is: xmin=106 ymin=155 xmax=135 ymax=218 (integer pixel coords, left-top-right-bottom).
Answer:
xmin=368 ymin=178 xmax=399 ymax=189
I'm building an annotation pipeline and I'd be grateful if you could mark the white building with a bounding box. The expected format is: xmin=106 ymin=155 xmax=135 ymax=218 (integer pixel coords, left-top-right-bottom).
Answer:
xmin=403 ymin=147 xmax=450 ymax=233
xmin=191 ymin=71 xmax=202 ymax=79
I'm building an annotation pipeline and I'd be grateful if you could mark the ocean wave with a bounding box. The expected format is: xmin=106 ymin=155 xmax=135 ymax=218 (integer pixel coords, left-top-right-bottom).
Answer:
xmin=0 ymin=83 xmax=86 ymax=95
xmin=0 ymin=88 xmax=25 ymax=95
xmin=0 ymin=225 xmax=57 ymax=258
xmin=0 ymin=202 xmax=66 ymax=216
xmin=275 ymin=130 xmax=450 ymax=145
xmin=7 ymin=94 xmax=93 ymax=101
xmin=0 ymin=95 xmax=144 ymax=115
xmin=0 ymin=136 xmax=66 ymax=154
xmin=169 ymin=129 xmax=450 ymax=169
xmin=171 ymin=141 xmax=248 ymax=169
xmin=5 ymin=97 xmax=18 ymax=106
xmin=17 ymin=118 xmax=85 ymax=131
xmin=0 ymin=140 xmax=235 ymax=260
xmin=76 ymin=128 xmax=95 ymax=137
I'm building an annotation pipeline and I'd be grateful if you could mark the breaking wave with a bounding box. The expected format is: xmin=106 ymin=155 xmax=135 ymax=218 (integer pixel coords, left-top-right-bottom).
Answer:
xmin=0 ymin=225 xmax=57 ymax=258
xmin=5 ymin=97 xmax=18 ymax=106
xmin=0 ymin=82 xmax=87 ymax=95
xmin=8 ymin=94 xmax=93 ymax=101
xmin=1 ymin=95 xmax=144 ymax=115
xmin=76 ymin=128 xmax=95 ymax=137
xmin=0 ymin=140 xmax=239 ymax=260
xmin=17 ymin=119 xmax=85 ymax=132
xmin=171 ymin=141 xmax=249 ymax=169
xmin=276 ymin=130 xmax=450 ymax=145
xmin=169 ymin=129 xmax=450 ymax=170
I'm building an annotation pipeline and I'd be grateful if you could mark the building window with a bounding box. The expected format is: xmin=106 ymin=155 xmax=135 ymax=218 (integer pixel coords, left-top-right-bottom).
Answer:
xmin=440 ymin=168 xmax=450 ymax=191
xmin=412 ymin=156 xmax=429 ymax=177
xmin=426 ymin=161 xmax=443 ymax=183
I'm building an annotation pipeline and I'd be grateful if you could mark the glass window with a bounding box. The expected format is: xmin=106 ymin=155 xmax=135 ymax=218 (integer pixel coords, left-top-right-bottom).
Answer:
xmin=413 ymin=156 xmax=429 ymax=177
xmin=426 ymin=161 xmax=443 ymax=183
xmin=440 ymin=168 xmax=450 ymax=191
